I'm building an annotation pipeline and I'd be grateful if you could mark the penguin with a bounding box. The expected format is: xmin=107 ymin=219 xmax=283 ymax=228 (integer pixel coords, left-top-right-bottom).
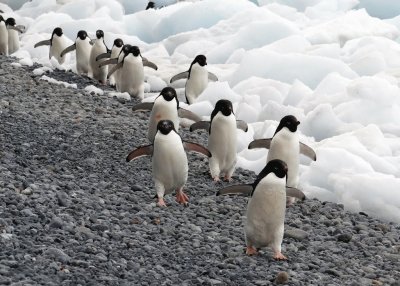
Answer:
xmin=248 ymin=115 xmax=316 ymax=205
xmin=217 ymin=159 xmax=305 ymax=259
xmin=131 ymin=87 xmax=202 ymax=142
xmin=5 ymin=18 xmax=24 ymax=54
xmin=106 ymin=45 xmax=158 ymax=99
xmin=0 ymin=15 xmax=8 ymax=55
xmin=95 ymin=38 xmax=124 ymax=86
xmin=146 ymin=1 xmax=155 ymax=9
xmin=126 ymin=120 xmax=211 ymax=207
xmin=60 ymin=30 xmax=93 ymax=75
xmin=89 ymin=29 xmax=109 ymax=84
xmin=170 ymin=55 xmax=218 ymax=104
xmin=190 ymin=99 xmax=248 ymax=181
xmin=34 ymin=27 xmax=68 ymax=64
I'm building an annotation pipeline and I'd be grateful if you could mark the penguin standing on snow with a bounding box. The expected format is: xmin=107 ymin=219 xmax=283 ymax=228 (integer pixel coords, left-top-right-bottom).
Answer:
xmin=170 ymin=55 xmax=218 ymax=104
xmin=89 ymin=29 xmax=109 ymax=84
xmin=248 ymin=115 xmax=316 ymax=205
xmin=60 ymin=30 xmax=93 ymax=75
xmin=5 ymin=18 xmax=24 ymax=54
xmin=217 ymin=159 xmax=305 ymax=259
xmin=0 ymin=15 xmax=9 ymax=55
xmin=34 ymin=27 xmax=68 ymax=64
xmin=126 ymin=120 xmax=211 ymax=207
xmin=131 ymin=87 xmax=202 ymax=142
xmin=190 ymin=99 xmax=248 ymax=181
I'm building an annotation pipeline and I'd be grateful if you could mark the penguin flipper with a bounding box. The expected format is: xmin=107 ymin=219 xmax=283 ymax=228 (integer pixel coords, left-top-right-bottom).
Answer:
xmin=107 ymin=62 xmax=123 ymax=78
xmin=236 ymin=120 xmax=248 ymax=132
xmin=34 ymin=39 xmax=51 ymax=48
xmin=60 ymin=44 xmax=76 ymax=58
xmin=286 ymin=187 xmax=306 ymax=201
xmin=9 ymin=26 xmax=24 ymax=33
xmin=178 ymin=108 xmax=202 ymax=122
xmin=299 ymin=143 xmax=317 ymax=161
xmin=99 ymin=58 xmax=118 ymax=67
xmin=142 ymin=58 xmax=158 ymax=70
xmin=132 ymin=102 xmax=154 ymax=112
xmin=126 ymin=145 xmax=153 ymax=162
xmin=96 ymin=52 xmax=111 ymax=61
xmin=183 ymin=142 xmax=211 ymax=157
xmin=170 ymin=71 xmax=189 ymax=83
xmin=248 ymin=138 xmax=272 ymax=149
xmin=16 ymin=25 xmax=26 ymax=32
xmin=217 ymin=184 xmax=253 ymax=196
xmin=208 ymin=72 xmax=218 ymax=82
xmin=189 ymin=121 xmax=210 ymax=132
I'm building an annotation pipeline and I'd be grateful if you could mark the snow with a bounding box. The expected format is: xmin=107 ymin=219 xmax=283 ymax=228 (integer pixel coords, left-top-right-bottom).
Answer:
xmin=40 ymin=75 xmax=77 ymax=89
xmin=3 ymin=0 xmax=400 ymax=223
xmin=84 ymin=85 xmax=104 ymax=95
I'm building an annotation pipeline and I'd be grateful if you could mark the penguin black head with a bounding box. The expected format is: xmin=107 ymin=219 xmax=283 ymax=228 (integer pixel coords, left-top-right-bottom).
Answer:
xmin=159 ymin=87 xmax=178 ymax=102
xmin=157 ymin=120 xmax=176 ymax=135
xmin=52 ymin=27 xmax=63 ymax=37
xmin=214 ymin=99 xmax=233 ymax=117
xmin=5 ymin=18 xmax=16 ymax=26
xmin=129 ymin=46 xmax=141 ymax=57
xmin=77 ymin=30 xmax=88 ymax=40
xmin=274 ymin=115 xmax=300 ymax=135
xmin=113 ymin=38 xmax=124 ymax=48
xmin=96 ymin=30 xmax=104 ymax=39
xmin=192 ymin=55 xmax=207 ymax=67
xmin=146 ymin=1 xmax=155 ymax=9
xmin=253 ymin=159 xmax=288 ymax=188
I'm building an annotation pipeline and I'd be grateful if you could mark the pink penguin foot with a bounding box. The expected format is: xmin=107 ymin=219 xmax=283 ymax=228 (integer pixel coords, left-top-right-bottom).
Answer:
xmin=246 ymin=246 xmax=258 ymax=256
xmin=273 ymin=251 xmax=287 ymax=260
xmin=212 ymin=176 xmax=220 ymax=182
xmin=175 ymin=189 xmax=189 ymax=205
xmin=157 ymin=198 xmax=167 ymax=207
xmin=223 ymin=175 xmax=232 ymax=182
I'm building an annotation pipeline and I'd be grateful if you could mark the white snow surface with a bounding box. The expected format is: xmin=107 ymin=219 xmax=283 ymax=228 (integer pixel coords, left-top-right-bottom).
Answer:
xmin=2 ymin=0 xmax=400 ymax=223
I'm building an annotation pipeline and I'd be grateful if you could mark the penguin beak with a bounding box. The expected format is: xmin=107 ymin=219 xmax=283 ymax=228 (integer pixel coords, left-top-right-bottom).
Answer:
xmin=296 ymin=121 xmax=300 ymax=125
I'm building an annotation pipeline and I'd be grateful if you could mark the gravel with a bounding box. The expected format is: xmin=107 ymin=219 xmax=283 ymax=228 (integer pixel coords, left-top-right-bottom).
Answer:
xmin=1 ymin=55 xmax=400 ymax=285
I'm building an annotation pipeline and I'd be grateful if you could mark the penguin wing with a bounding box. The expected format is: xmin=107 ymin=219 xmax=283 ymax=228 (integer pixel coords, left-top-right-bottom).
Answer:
xmin=107 ymin=62 xmax=123 ymax=78
xmin=189 ymin=121 xmax=210 ymax=132
xmin=236 ymin=120 xmax=248 ymax=132
xmin=60 ymin=44 xmax=76 ymax=58
xmin=99 ymin=58 xmax=118 ymax=68
xmin=16 ymin=25 xmax=26 ymax=32
xmin=208 ymin=72 xmax=218 ymax=82
xmin=34 ymin=39 xmax=51 ymax=48
xmin=170 ymin=71 xmax=189 ymax=83
xmin=248 ymin=138 xmax=272 ymax=149
xmin=132 ymin=102 xmax=154 ymax=112
xmin=142 ymin=58 xmax=158 ymax=70
xmin=178 ymin=108 xmax=202 ymax=122
xmin=96 ymin=52 xmax=111 ymax=61
xmin=126 ymin=145 xmax=154 ymax=162
xmin=217 ymin=184 xmax=253 ymax=196
xmin=300 ymin=143 xmax=317 ymax=161
xmin=286 ymin=187 xmax=306 ymax=201
xmin=183 ymin=142 xmax=212 ymax=157
xmin=9 ymin=26 xmax=24 ymax=33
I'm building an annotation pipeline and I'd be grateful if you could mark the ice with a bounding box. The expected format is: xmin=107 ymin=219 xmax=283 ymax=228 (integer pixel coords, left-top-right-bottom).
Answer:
xmin=40 ymin=75 xmax=77 ymax=89
xmin=84 ymin=85 xmax=104 ymax=95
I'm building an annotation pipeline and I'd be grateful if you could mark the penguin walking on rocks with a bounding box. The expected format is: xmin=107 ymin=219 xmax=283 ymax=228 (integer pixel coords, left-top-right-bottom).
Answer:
xmin=89 ymin=29 xmax=109 ymax=84
xmin=190 ymin=99 xmax=248 ymax=182
xmin=95 ymin=38 xmax=124 ymax=86
xmin=0 ymin=15 xmax=9 ymax=55
xmin=248 ymin=115 xmax=316 ymax=205
xmin=34 ymin=27 xmax=68 ymax=64
xmin=106 ymin=45 xmax=158 ymax=99
xmin=170 ymin=55 xmax=218 ymax=104
xmin=217 ymin=159 xmax=305 ymax=259
xmin=5 ymin=18 xmax=24 ymax=54
xmin=60 ymin=30 xmax=93 ymax=75
xmin=126 ymin=120 xmax=211 ymax=207
xmin=131 ymin=87 xmax=202 ymax=142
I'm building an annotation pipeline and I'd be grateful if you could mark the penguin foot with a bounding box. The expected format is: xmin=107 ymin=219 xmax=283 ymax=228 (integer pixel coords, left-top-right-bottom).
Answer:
xmin=273 ymin=252 xmax=287 ymax=260
xmin=245 ymin=246 xmax=258 ymax=256
xmin=223 ymin=175 xmax=232 ymax=182
xmin=157 ymin=198 xmax=167 ymax=207
xmin=175 ymin=189 xmax=189 ymax=205
xmin=212 ymin=176 xmax=220 ymax=182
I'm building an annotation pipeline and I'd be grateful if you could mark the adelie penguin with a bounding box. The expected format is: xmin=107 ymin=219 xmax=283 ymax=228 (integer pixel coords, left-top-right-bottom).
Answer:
xmin=0 ymin=15 xmax=9 ymax=55
xmin=217 ymin=159 xmax=306 ymax=259
xmin=131 ymin=86 xmax=202 ymax=142
xmin=248 ymin=115 xmax=316 ymax=205
xmin=95 ymin=38 xmax=124 ymax=86
xmin=34 ymin=27 xmax=68 ymax=64
xmin=60 ymin=30 xmax=93 ymax=75
xmin=190 ymin=99 xmax=248 ymax=182
xmin=126 ymin=120 xmax=211 ymax=207
xmin=5 ymin=18 xmax=24 ymax=54
xmin=89 ymin=29 xmax=109 ymax=84
xmin=170 ymin=55 xmax=218 ymax=104
xmin=105 ymin=45 xmax=158 ymax=99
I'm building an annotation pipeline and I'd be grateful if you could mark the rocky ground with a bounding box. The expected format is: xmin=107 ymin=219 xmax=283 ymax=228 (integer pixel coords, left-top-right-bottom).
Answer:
xmin=0 ymin=56 xmax=399 ymax=286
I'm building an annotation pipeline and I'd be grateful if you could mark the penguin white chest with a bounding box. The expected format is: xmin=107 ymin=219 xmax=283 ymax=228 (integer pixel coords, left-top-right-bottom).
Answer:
xmin=0 ymin=22 xmax=9 ymax=55
xmin=119 ymin=55 xmax=144 ymax=98
xmin=185 ymin=64 xmax=208 ymax=104
xmin=89 ymin=40 xmax=108 ymax=82
xmin=50 ymin=35 xmax=67 ymax=64
xmin=7 ymin=29 xmax=19 ymax=54
xmin=75 ymin=39 xmax=91 ymax=74
xmin=148 ymin=99 xmax=179 ymax=142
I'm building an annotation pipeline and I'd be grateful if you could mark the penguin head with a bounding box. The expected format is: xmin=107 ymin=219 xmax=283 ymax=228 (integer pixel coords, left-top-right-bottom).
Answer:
xmin=5 ymin=18 xmax=16 ymax=26
xmin=253 ymin=159 xmax=288 ymax=188
xmin=274 ymin=115 xmax=300 ymax=135
xmin=77 ymin=30 xmax=88 ymax=40
xmin=159 ymin=87 xmax=178 ymax=102
xmin=146 ymin=1 xmax=155 ymax=9
xmin=52 ymin=27 xmax=63 ymax=37
xmin=113 ymin=38 xmax=124 ymax=48
xmin=96 ymin=30 xmax=104 ymax=39
xmin=214 ymin=99 xmax=233 ymax=117
xmin=157 ymin=120 xmax=176 ymax=135
xmin=192 ymin=54 xmax=207 ymax=67
xmin=129 ymin=45 xmax=141 ymax=57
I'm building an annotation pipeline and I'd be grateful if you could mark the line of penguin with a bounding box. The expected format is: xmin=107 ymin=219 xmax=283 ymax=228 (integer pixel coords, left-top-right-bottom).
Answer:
xmin=0 ymin=22 xmax=319 ymax=260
